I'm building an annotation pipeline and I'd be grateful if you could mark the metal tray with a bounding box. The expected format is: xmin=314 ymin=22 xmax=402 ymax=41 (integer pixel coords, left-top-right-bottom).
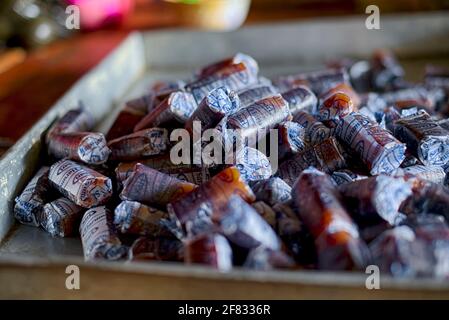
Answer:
xmin=1 ymin=12 xmax=449 ymax=299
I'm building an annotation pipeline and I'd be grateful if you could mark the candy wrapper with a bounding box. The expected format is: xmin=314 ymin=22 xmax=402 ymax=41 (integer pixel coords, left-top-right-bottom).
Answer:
xmin=393 ymin=111 xmax=449 ymax=166
xmin=120 ymin=163 xmax=197 ymax=206
xmin=335 ymin=112 xmax=406 ymax=175
xmin=238 ymin=85 xmax=277 ymax=107
xmin=292 ymin=111 xmax=334 ymax=145
xmin=317 ymin=92 xmax=355 ymax=122
xmin=278 ymin=137 xmax=347 ymax=186
xmin=278 ymin=121 xmax=307 ymax=160
xmin=128 ymin=236 xmax=183 ymax=261
xmin=232 ymin=146 xmax=272 ymax=182
xmin=40 ymin=197 xmax=84 ymax=237
xmin=114 ymin=200 xmax=169 ymax=236
xmin=167 ymin=166 xmax=255 ymax=237
xmin=321 ymin=83 xmax=361 ymax=109
xmin=80 ymin=206 xmax=127 ymax=261
xmin=243 ymin=247 xmax=295 ymax=271
xmin=108 ymin=128 xmax=168 ymax=161
xmin=185 ymin=233 xmax=233 ymax=271
xmin=134 ymin=91 xmax=197 ymax=131
xmin=196 ymin=52 xmax=258 ymax=80
xmin=106 ymin=106 xmax=146 ymax=141
xmin=48 ymin=132 xmax=110 ymax=165
xmin=14 ymin=166 xmax=51 ymax=226
xmin=49 ymin=159 xmax=113 ymax=208
xmin=331 ymin=169 xmax=368 ymax=186
xmin=281 ymin=85 xmax=318 ymax=115
xmin=371 ymin=49 xmax=404 ymax=91
xmin=339 ymin=175 xmax=411 ymax=227
xmin=46 ymin=107 xmax=95 ymax=139
xmin=292 ymin=168 xmax=370 ymax=270
xmin=250 ymin=177 xmax=292 ymax=206
xmin=125 ymin=93 xmax=155 ymax=114
xmin=393 ymin=165 xmax=446 ymax=184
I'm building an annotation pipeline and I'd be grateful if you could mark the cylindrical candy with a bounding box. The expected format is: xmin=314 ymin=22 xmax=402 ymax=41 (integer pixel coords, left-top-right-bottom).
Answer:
xmin=48 ymin=132 xmax=111 ymax=165
xmin=393 ymin=165 xmax=446 ymax=185
xmin=232 ymin=146 xmax=272 ymax=182
xmin=277 ymin=121 xmax=307 ymax=159
xmin=250 ymin=177 xmax=292 ymax=206
xmin=238 ymin=85 xmax=277 ymax=107
xmin=371 ymin=49 xmax=404 ymax=91
xmin=106 ymin=106 xmax=146 ymax=141
xmin=251 ymin=201 xmax=277 ymax=229
xmin=120 ymin=163 xmax=197 ymax=206
xmin=281 ymin=85 xmax=318 ymax=115
xmin=317 ymin=92 xmax=354 ymax=122
xmin=80 ymin=206 xmax=127 ymax=261
xmin=331 ymin=169 xmax=368 ymax=186
xmin=49 ymin=159 xmax=113 ymax=208
xmin=185 ymin=233 xmax=233 ymax=271
xmin=196 ymin=52 xmax=258 ymax=80
xmin=128 ymin=236 xmax=183 ymax=261
xmin=40 ymin=197 xmax=84 ymax=237
xmin=292 ymin=168 xmax=370 ymax=270
xmin=108 ymin=128 xmax=168 ymax=161
xmin=46 ymin=107 xmax=95 ymax=139
xmin=292 ymin=111 xmax=334 ymax=145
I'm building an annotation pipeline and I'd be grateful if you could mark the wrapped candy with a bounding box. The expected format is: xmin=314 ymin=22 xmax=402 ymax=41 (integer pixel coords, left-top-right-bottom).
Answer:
xmin=393 ymin=165 xmax=446 ymax=184
xmin=167 ymin=166 xmax=255 ymax=236
xmin=106 ymin=106 xmax=146 ymax=141
xmin=335 ymin=112 xmax=406 ymax=175
xmin=331 ymin=169 xmax=368 ymax=186
xmin=120 ymin=163 xmax=197 ymax=206
xmin=185 ymin=233 xmax=233 ymax=271
xmin=251 ymin=201 xmax=277 ymax=228
xmin=321 ymin=83 xmax=361 ymax=109
xmin=48 ymin=132 xmax=110 ymax=165
xmin=114 ymin=200 xmax=169 ymax=236
xmin=108 ymin=128 xmax=168 ymax=161
xmin=40 ymin=197 xmax=84 ymax=237
xmin=133 ymin=91 xmax=197 ymax=131
xmin=80 ymin=206 xmax=127 ymax=261
xmin=380 ymin=87 xmax=443 ymax=112
xmin=281 ymin=85 xmax=318 ymax=115
xmin=14 ymin=167 xmax=51 ymax=226
xmin=278 ymin=137 xmax=347 ymax=186
xmin=317 ymin=92 xmax=354 ymax=122
xmin=238 ymin=85 xmax=277 ymax=107
xmin=187 ymin=62 xmax=258 ymax=104
xmin=232 ymin=146 xmax=272 ymax=182
xmin=393 ymin=111 xmax=449 ymax=166
xmin=338 ymin=175 xmax=412 ymax=226
xmin=371 ymin=49 xmax=404 ymax=91
xmin=250 ymin=177 xmax=292 ymax=206
xmin=196 ymin=52 xmax=258 ymax=80
xmin=49 ymin=159 xmax=113 ymax=208
xmin=292 ymin=111 xmax=334 ymax=145
xmin=46 ymin=107 xmax=94 ymax=139
xmin=125 ymin=93 xmax=155 ymax=114
xmin=128 ymin=236 xmax=183 ymax=261
xmin=278 ymin=121 xmax=307 ymax=160
xmin=243 ymin=247 xmax=295 ymax=270
xmin=292 ymin=168 xmax=370 ymax=270
xmin=185 ymin=86 xmax=240 ymax=136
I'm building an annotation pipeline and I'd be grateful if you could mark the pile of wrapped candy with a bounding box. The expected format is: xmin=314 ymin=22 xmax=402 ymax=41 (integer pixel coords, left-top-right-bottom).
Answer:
xmin=14 ymin=51 xmax=449 ymax=278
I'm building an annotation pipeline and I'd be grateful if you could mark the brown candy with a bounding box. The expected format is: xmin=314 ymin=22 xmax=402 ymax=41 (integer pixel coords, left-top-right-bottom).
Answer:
xmin=106 ymin=106 xmax=146 ymax=141
xmin=46 ymin=107 xmax=95 ymax=140
xmin=128 ymin=236 xmax=183 ymax=261
xmin=185 ymin=233 xmax=233 ymax=271
xmin=317 ymin=92 xmax=354 ymax=121
xmin=238 ymin=85 xmax=277 ymax=107
xmin=196 ymin=53 xmax=258 ymax=80
xmin=278 ymin=121 xmax=307 ymax=159
xmin=292 ymin=111 xmax=334 ymax=145
xmin=40 ymin=197 xmax=84 ymax=237
xmin=281 ymin=85 xmax=318 ymax=115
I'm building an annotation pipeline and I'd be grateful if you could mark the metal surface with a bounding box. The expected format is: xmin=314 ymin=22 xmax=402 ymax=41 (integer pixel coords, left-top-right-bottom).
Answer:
xmin=1 ymin=12 xmax=449 ymax=298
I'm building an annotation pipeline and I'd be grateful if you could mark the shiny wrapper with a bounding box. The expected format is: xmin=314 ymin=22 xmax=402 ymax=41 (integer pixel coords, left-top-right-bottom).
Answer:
xmin=278 ymin=137 xmax=347 ymax=186
xmin=317 ymin=92 xmax=355 ymax=122
xmin=167 ymin=166 xmax=255 ymax=236
xmin=321 ymin=83 xmax=361 ymax=109
xmin=380 ymin=87 xmax=442 ymax=111
xmin=185 ymin=86 xmax=240 ymax=135
xmin=106 ymin=107 xmax=146 ymax=141
xmin=134 ymin=91 xmax=197 ymax=131
xmin=108 ymin=128 xmax=168 ymax=161
xmin=393 ymin=165 xmax=446 ymax=184
xmin=80 ymin=206 xmax=127 ymax=261
xmin=187 ymin=62 xmax=258 ymax=104
xmin=238 ymin=85 xmax=277 ymax=107
xmin=233 ymin=146 xmax=272 ymax=182
xmin=46 ymin=107 xmax=95 ymax=139
xmin=251 ymin=201 xmax=277 ymax=229
xmin=196 ymin=52 xmax=258 ymax=80
xmin=281 ymin=85 xmax=318 ymax=115
xmin=185 ymin=233 xmax=233 ymax=271
xmin=292 ymin=168 xmax=370 ymax=270
xmin=49 ymin=159 xmax=113 ymax=208
xmin=278 ymin=121 xmax=307 ymax=159
xmin=250 ymin=177 xmax=292 ymax=206
xmin=114 ymin=200 xmax=169 ymax=236
xmin=40 ymin=197 xmax=84 ymax=237
xmin=292 ymin=111 xmax=334 ymax=145
xmin=48 ymin=132 xmax=111 ymax=165
xmin=338 ymin=175 xmax=411 ymax=226
xmin=14 ymin=166 xmax=51 ymax=226
xmin=243 ymin=247 xmax=295 ymax=271
xmin=120 ymin=163 xmax=197 ymax=206
xmin=335 ymin=112 xmax=406 ymax=175
xmin=331 ymin=169 xmax=367 ymax=186
xmin=128 ymin=236 xmax=183 ymax=261
xmin=393 ymin=111 xmax=449 ymax=166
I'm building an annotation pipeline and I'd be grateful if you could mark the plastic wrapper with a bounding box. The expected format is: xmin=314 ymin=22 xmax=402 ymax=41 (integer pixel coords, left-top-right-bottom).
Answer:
xmin=335 ymin=112 xmax=406 ymax=175
xmin=292 ymin=111 xmax=334 ymax=145
xmin=80 ymin=206 xmax=127 ymax=261
xmin=114 ymin=200 xmax=169 ymax=236
xmin=393 ymin=111 xmax=449 ymax=166
xmin=250 ymin=177 xmax=292 ymax=206
xmin=48 ymin=132 xmax=110 ymax=165
xmin=371 ymin=49 xmax=404 ymax=91
xmin=278 ymin=121 xmax=307 ymax=160
xmin=167 ymin=166 xmax=255 ymax=237
xmin=128 ymin=236 xmax=183 ymax=261
xmin=185 ymin=86 xmax=239 ymax=136
xmin=380 ymin=87 xmax=443 ymax=112
xmin=105 ymin=106 xmax=146 ymax=141
xmin=49 ymin=159 xmax=113 ymax=208
xmin=120 ymin=163 xmax=197 ymax=206
xmin=331 ymin=169 xmax=367 ymax=186
xmin=46 ymin=107 xmax=95 ymax=140
xmin=40 ymin=197 xmax=84 ymax=237
xmin=108 ymin=128 xmax=168 ymax=161
xmin=14 ymin=166 xmax=51 ymax=226
xmin=232 ymin=146 xmax=272 ymax=182
xmin=187 ymin=62 xmax=258 ymax=104
xmin=243 ymin=247 xmax=295 ymax=271
xmin=134 ymin=91 xmax=197 ymax=131
xmin=317 ymin=92 xmax=354 ymax=122
xmin=393 ymin=165 xmax=446 ymax=184
xmin=321 ymin=83 xmax=361 ymax=109
xmin=281 ymin=85 xmax=318 ymax=115
xmin=339 ymin=175 xmax=411 ymax=227
xmin=196 ymin=52 xmax=258 ymax=80
xmin=292 ymin=168 xmax=370 ymax=270
xmin=278 ymin=137 xmax=347 ymax=186
xmin=238 ymin=85 xmax=277 ymax=107
xmin=185 ymin=233 xmax=233 ymax=271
